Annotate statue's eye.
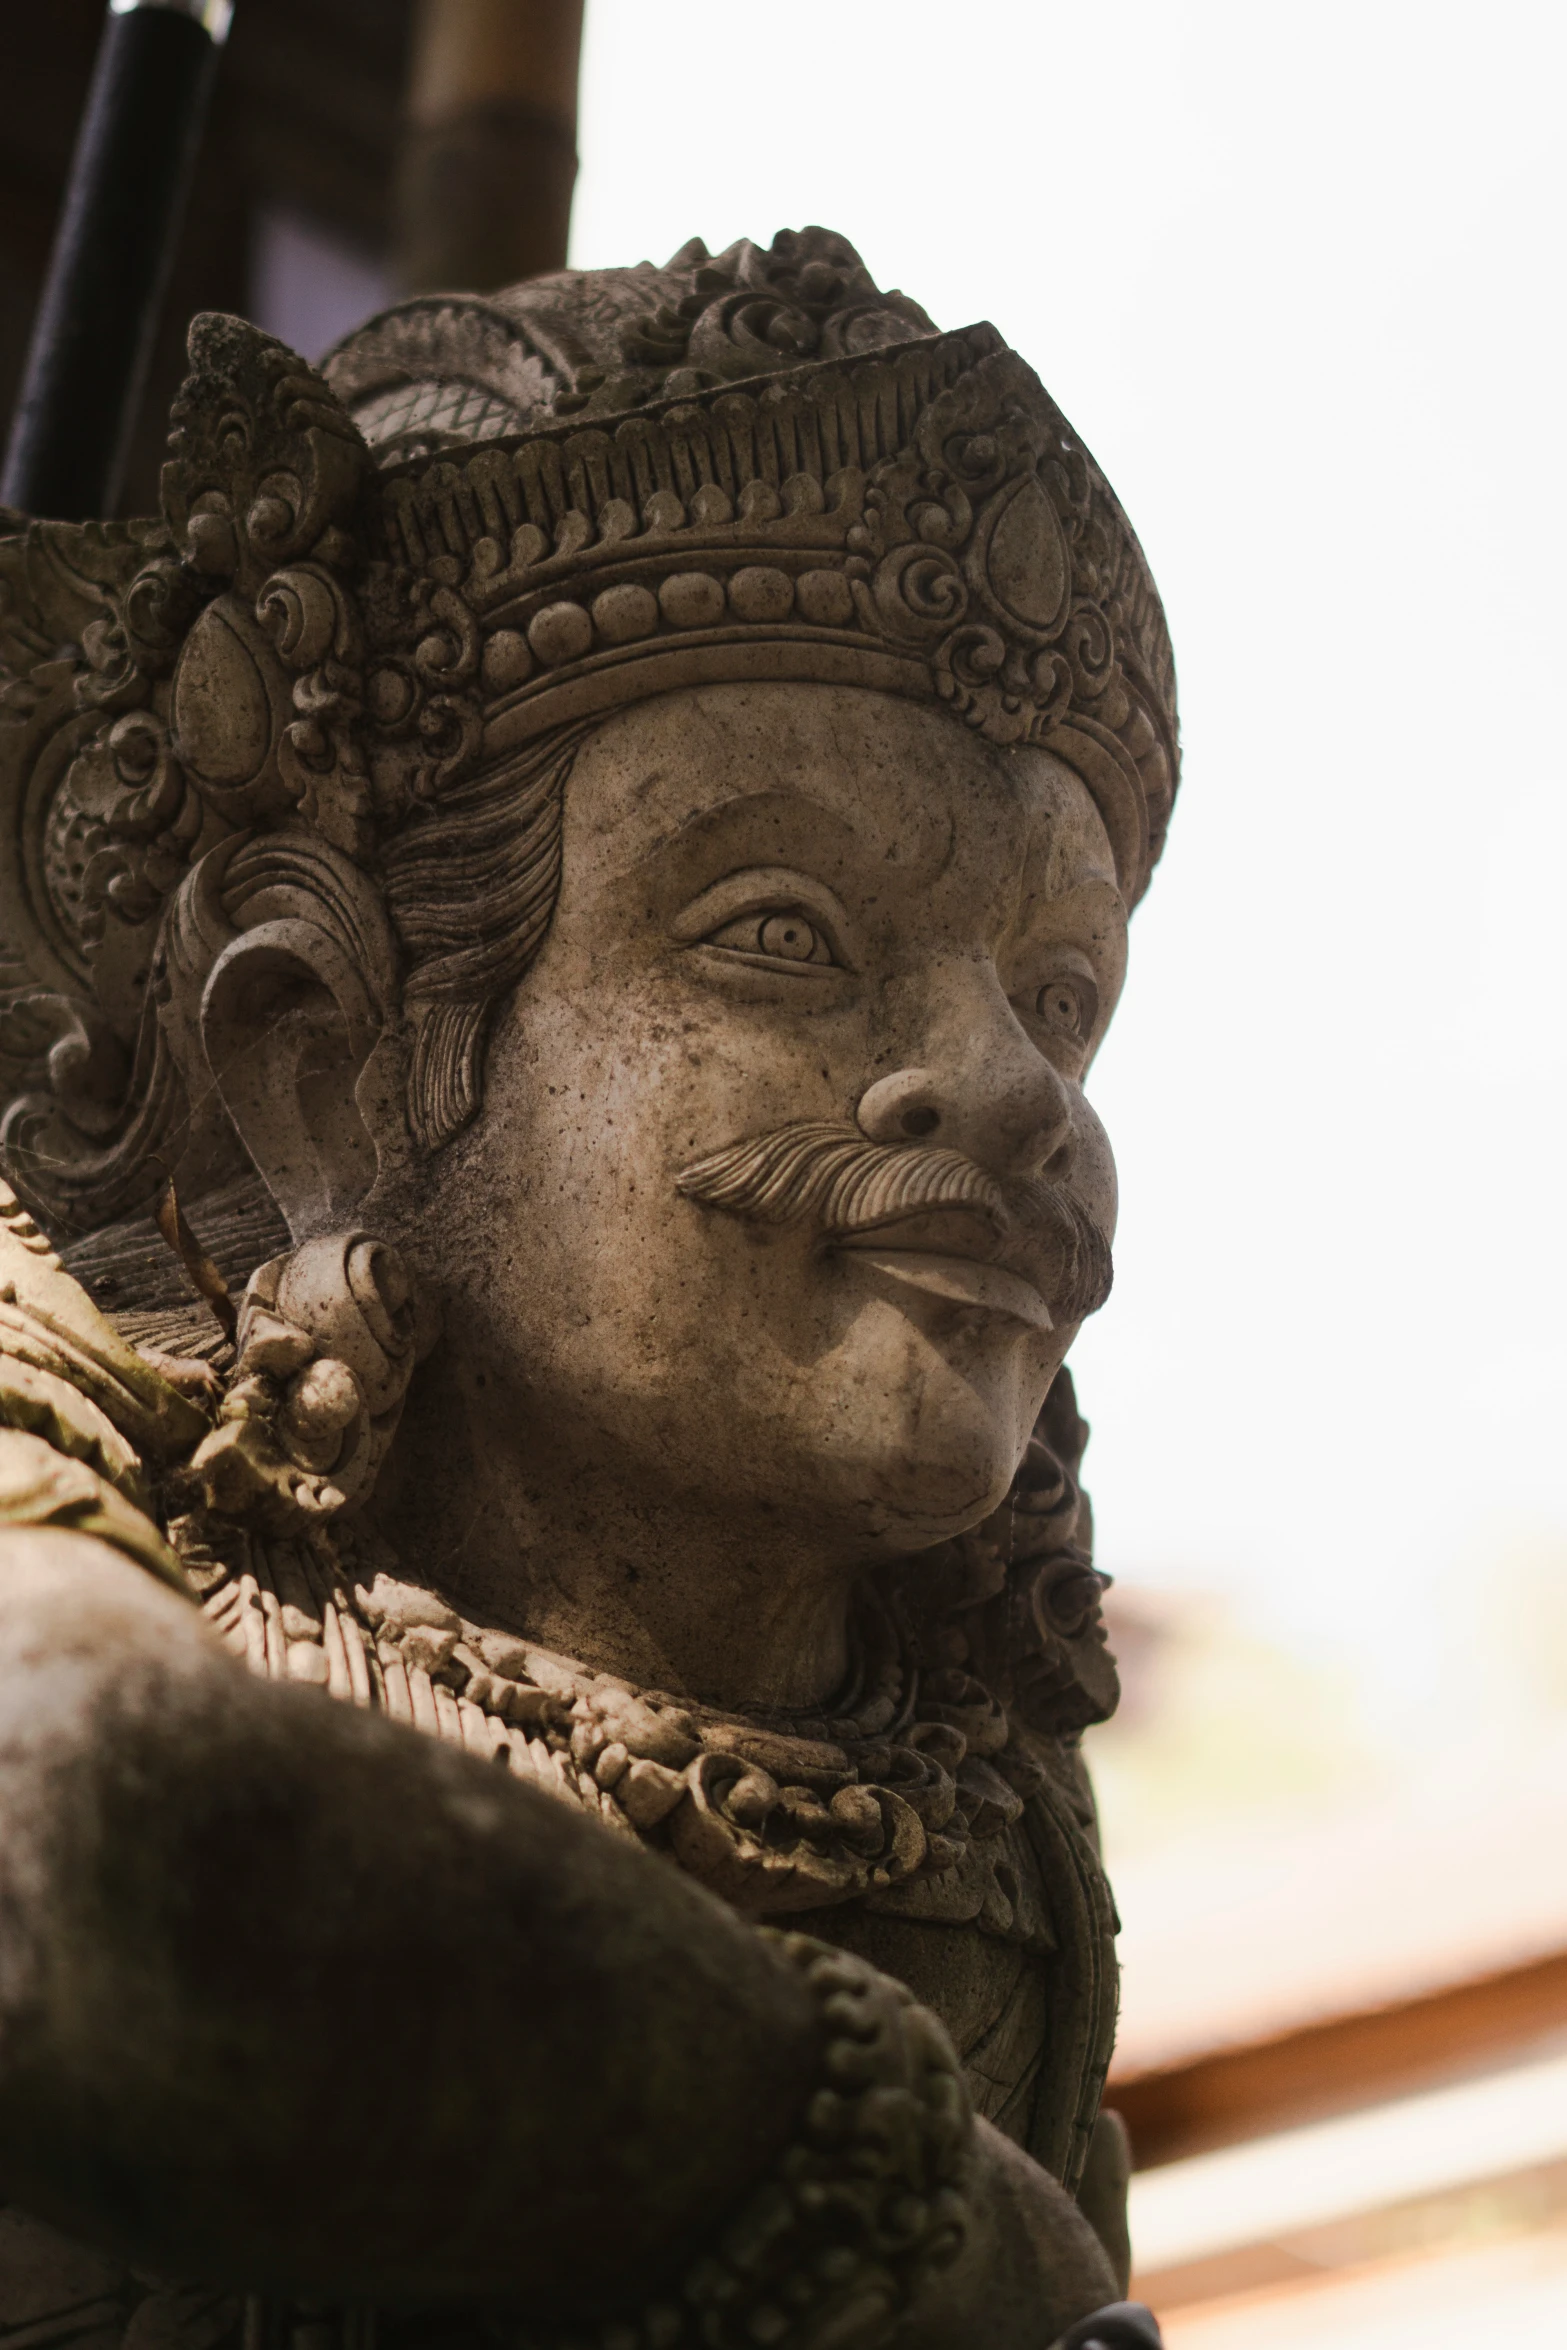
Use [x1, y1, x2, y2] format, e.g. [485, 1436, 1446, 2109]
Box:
[1034, 971, 1098, 1045]
[706, 911, 838, 966]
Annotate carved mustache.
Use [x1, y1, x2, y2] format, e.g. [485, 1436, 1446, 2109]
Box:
[676, 1120, 1114, 1323]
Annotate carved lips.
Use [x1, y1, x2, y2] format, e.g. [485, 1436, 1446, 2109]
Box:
[833, 1206, 1055, 1334]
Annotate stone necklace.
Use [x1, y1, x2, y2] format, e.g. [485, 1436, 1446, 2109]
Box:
[173, 1510, 1050, 1930]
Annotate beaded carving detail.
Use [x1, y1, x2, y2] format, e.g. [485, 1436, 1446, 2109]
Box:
[182, 1516, 1046, 1924]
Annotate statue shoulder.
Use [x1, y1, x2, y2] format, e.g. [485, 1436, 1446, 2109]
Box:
[0, 1182, 205, 1594]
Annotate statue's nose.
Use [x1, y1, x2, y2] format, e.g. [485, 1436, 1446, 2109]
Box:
[856, 970, 1076, 1181]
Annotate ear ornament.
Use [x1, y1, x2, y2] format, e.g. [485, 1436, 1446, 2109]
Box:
[185, 1229, 416, 1529]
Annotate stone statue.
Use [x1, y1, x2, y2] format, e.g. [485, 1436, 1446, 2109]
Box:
[0, 229, 1178, 2350]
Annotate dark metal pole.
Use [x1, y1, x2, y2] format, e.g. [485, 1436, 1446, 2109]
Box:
[0, 0, 233, 522]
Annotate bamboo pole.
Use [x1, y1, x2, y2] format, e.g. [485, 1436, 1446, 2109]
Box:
[396, 0, 585, 294]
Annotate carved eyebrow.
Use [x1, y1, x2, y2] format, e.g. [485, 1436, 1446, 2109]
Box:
[633, 785, 866, 875]
[669, 866, 855, 945]
[1003, 875, 1127, 951]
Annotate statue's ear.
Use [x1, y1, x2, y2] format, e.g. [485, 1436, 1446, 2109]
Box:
[189, 835, 404, 1239]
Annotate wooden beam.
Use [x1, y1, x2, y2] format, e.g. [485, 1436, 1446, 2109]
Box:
[1134, 2153, 1567, 2311]
[395, 0, 584, 292]
[1110, 1946, 1567, 2169]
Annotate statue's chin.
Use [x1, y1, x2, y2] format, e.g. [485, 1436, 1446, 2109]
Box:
[842, 1398, 1040, 1555]
[746, 1295, 1055, 1555]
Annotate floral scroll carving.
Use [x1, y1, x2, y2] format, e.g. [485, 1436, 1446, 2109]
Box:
[851, 349, 1122, 754]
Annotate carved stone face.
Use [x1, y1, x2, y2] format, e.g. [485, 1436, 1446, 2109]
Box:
[413, 681, 1126, 1568]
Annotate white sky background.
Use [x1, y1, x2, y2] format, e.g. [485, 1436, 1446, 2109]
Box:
[571, 0, 1567, 1713]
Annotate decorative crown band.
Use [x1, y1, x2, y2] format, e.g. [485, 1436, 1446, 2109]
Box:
[369, 321, 1177, 899]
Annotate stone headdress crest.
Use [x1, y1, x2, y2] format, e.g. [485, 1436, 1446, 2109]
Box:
[0, 227, 1178, 1236]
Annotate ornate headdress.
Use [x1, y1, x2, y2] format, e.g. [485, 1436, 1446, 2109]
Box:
[0, 228, 1178, 1235]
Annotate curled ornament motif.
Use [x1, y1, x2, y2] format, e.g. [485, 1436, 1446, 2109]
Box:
[132, 311, 492, 869]
[936, 622, 1007, 689]
[66, 710, 203, 933]
[73, 612, 150, 718]
[161, 315, 370, 603]
[258, 561, 348, 670]
[844, 351, 1132, 749]
[1063, 598, 1117, 699]
[941, 427, 1012, 495]
[612, 227, 939, 400]
[119, 553, 205, 676]
[857, 541, 969, 642]
[404, 578, 484, 801]
[257, 562, 373, 853]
